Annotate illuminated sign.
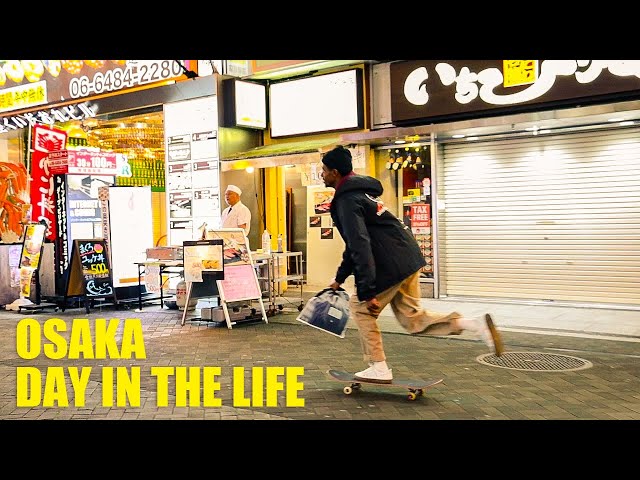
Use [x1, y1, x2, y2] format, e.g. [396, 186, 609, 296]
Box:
[391, 60, 640, 124]
[0, 102, 97, 133]
[0, 80, 47, 113]
[0, 60, 190, 115]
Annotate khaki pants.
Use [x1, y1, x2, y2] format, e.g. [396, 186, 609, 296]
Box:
[350, 271, 462, 363]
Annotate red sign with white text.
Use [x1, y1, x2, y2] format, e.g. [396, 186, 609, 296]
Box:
[47, 150, 69, 175]
[30, 125, 68, 240]
[409, 203, 431, 234]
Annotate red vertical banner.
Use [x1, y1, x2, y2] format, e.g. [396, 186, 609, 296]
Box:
[29, 125, 67, 241]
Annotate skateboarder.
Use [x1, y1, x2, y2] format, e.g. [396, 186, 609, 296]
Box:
[321, 146, 504, 384]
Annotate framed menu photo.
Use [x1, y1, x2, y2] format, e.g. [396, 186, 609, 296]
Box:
[182, 239, 224, 283]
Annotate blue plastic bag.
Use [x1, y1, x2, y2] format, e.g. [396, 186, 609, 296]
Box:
[296, 287, 350, 338]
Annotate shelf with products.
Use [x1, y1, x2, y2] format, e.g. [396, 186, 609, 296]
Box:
[399, 146, 433, 279]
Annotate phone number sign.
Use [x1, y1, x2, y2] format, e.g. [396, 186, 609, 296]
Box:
[0, 60, 191, 114]
[68, 60, 188, 99]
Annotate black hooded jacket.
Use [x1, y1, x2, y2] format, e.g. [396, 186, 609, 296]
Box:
[330, 174, 427, 301]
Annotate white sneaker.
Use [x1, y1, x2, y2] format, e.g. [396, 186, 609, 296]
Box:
[354, 363, 393, 384]
[475, 316, 494, 348]
[475, 314, 504, 356]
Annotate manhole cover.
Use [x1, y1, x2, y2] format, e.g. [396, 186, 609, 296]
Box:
[476, 351, 592, 372]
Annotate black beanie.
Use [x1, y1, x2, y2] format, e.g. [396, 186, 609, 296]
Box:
[322, 146, 353, 176]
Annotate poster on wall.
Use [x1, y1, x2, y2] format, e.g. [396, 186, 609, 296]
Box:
[409, 203, 430, 234]
[305, 186, 348, 290]
[313, 190, 334, 214]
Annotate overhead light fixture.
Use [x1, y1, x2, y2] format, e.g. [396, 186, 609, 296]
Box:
[620, 121, 634, 126]
[452, 134, 465, 138]
[246, 166, 255, 173]
[394, 140, 406, 144]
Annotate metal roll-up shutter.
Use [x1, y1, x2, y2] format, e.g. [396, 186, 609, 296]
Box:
[438, 127, 640, 306]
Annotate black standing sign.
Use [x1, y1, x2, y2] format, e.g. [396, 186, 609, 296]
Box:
[64, 238, 116, 312]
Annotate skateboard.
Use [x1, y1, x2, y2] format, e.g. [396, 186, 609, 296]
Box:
[327, 369, 444, 401]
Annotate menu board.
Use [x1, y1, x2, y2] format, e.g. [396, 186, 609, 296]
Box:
[66, 238, 115, 298]
[206, 228, 261, 303]
[219, 264, 261, 302]
[183, 239, 224, 283]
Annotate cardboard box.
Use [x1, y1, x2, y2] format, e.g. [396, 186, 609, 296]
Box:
[201, 306, 225, 321]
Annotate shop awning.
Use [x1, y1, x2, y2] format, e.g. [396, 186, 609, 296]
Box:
[220, 137, 341, 171]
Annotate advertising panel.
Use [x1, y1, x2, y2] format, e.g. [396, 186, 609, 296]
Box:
[0, 60, 192, 114]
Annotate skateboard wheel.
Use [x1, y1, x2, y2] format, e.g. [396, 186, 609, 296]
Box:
[343, 386, 353, 395]
[407, 392, 417, 401]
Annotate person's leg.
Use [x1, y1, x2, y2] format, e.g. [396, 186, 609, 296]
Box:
[350, 294, 387, 364]
[388, 272, 504, 355]
[390, 271, 463, 335]
[350, 284, 402, 383]
[455, 314, 505, 356]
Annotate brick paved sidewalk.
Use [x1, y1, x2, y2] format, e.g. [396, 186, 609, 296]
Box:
[0, 306, 638, 421]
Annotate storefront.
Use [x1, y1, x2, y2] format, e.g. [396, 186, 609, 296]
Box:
[221, 64, 372, 289]
[0, 61, 261, 304]
[342, 60, 640, 308]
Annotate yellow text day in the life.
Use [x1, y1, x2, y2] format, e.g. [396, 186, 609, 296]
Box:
[16, 366, 305, 408]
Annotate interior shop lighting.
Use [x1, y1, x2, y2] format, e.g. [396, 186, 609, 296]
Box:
[246, 166, 255, 173]
[385, 152, 394, 170]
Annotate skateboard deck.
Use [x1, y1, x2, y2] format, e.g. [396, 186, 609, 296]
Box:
[327, 369, 443, 401]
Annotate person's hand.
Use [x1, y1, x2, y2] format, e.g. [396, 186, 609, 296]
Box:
[366, 297, 381, 314]
[329, 280, 341, 290]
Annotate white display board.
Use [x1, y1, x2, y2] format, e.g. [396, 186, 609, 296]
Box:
[163, 95, 221, 246]
[305, 186, 350, 290]
[106, 186, 154, 288]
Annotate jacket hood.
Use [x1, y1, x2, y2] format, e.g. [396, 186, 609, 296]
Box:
[334, 174, 383, 199]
